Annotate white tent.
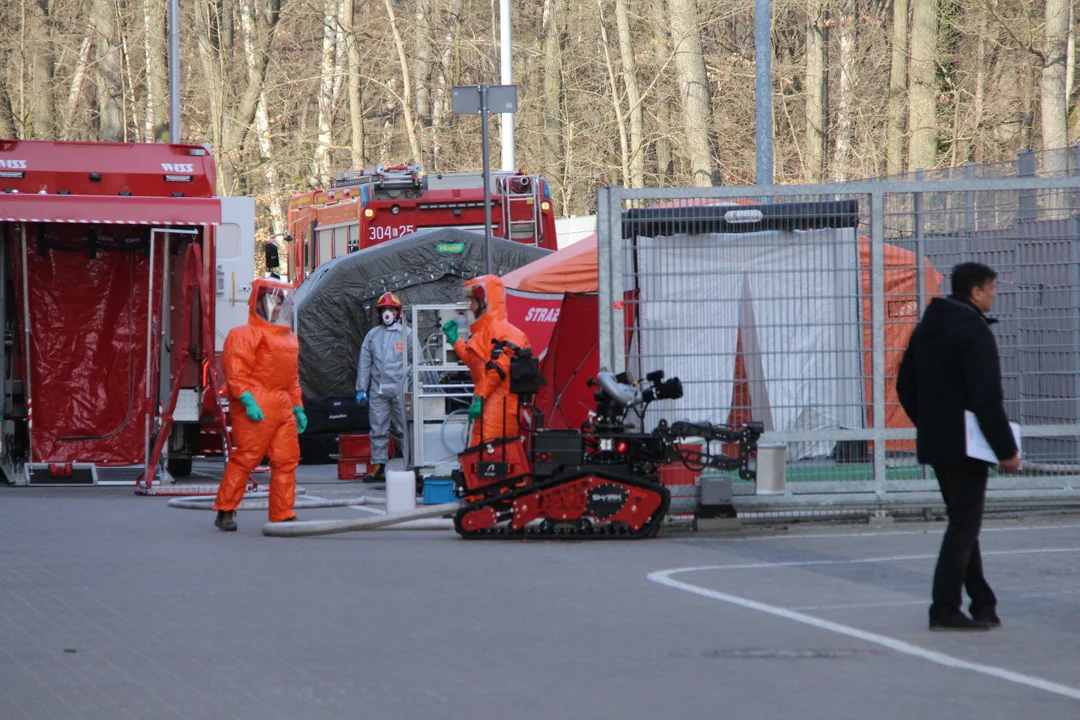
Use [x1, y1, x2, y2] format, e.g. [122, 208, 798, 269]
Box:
[629, 227, 864, 460]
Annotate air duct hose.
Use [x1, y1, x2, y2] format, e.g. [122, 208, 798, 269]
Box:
[262, 501, 462, 537]
[167, 491, 378, 511]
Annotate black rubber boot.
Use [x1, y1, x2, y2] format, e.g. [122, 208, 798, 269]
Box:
[215, 510, 237, 532]
[362, 463, 386, 484]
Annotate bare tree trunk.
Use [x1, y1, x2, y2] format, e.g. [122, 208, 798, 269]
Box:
[804, 0, 826, 182]
[668, 0, 714, 185]
[143, 0, 168, 141]
[542, 0, 567, 186]
[119, 10, 139, 142]
[194, 0, 225, 182]
[973, 7, 987, 162]
[832, 0, 855, 180]
[27, 1, 56, 138]
[1041, 0, 1069, 163]
[907, 0, 938, 171]
[1068, 4, 1076, 107]
[649, 0, 673, 180]
[1021, 59, 1036, 150]
[92, 0, 124, 141]
[384, 0, 423, 164]
[413, 0, 433, 166]
[61, 37, 93, 140]
[240, 0, 284, 234]
[615, 0, 645, 187]
[0, 65, 15, 138]
[314, 0, 339, 186]
[885, 0, 908, 176]
[343, 0, 366, 168]
[431, 0, 463, 170]
[598, 0, 630, 184]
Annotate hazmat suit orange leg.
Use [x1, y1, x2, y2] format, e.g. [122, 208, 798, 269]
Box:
[213, 399, 300, 523]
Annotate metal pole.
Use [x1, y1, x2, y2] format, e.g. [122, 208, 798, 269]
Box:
[144, 231, 158, 477]
[20, 225, 33, 471]
[481, 85, 493, 275]
[871, 190, 887, 497]
[754, 0, 773, 186]
[499, 0, 515, 171]
[168, 0, 180, 142]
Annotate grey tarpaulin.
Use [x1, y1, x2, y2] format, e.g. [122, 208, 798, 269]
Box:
[294, 228, 550, 398]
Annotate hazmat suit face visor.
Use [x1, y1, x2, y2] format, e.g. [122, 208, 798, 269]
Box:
[254, 284, 293, 329]
[464, 283, 487, 325]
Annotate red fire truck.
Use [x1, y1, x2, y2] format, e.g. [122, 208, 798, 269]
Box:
[285, 163, 557, 284]
[0, 139, 256, 488]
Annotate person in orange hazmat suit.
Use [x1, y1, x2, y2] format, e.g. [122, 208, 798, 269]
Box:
[212, 279, 307, 531]
[441, 275, 530, 446]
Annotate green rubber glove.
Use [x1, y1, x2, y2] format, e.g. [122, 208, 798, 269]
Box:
[467, 395, 483, 421]
[238, 391, 264, 422]
[442, 319, 459, 345]
[293, 406, 308, 434]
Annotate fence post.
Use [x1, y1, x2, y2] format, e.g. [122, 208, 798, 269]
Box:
[915, 169, 926, 313]
[597, 187, 613, 372]
[611, 187, 626, 375]
[1018, 149, 1036, 223]
[871, 188, 887, 497]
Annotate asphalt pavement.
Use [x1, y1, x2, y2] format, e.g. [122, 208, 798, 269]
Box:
[1, 462, 1078, 719]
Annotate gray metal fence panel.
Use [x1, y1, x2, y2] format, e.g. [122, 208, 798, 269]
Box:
[597, 172, 1080, 504]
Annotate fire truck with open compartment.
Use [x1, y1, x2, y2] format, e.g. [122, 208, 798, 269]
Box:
[284, 163, 557, 285]
[0, 139, 256, 488]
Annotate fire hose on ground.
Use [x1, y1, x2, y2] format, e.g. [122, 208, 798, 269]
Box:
[260, 501, 463, 537]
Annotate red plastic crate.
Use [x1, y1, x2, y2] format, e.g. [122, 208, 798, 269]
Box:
[338, 434, 371, 461]
[337, 459, 369, 480]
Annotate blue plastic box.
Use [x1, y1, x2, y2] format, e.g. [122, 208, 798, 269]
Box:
[423, 478, 456, 505]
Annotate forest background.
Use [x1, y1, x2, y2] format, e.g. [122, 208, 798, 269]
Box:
[1, 0, 1076, 235]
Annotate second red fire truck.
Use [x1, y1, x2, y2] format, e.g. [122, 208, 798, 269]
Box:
[285, 164, 557, 285]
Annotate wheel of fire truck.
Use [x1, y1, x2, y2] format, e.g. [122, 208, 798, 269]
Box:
[167, 457, 193, 477]
[452, 468, 671, 540]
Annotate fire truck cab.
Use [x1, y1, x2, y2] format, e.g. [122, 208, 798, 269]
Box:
[285, 164, 557, 285]
[0, 139, 254, 487]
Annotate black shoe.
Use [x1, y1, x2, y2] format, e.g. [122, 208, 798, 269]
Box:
[214, 510, 237, 532]
[362, 464, 386, 484]
[929, 612, 991, 632]
[970, 605, 1001, 628]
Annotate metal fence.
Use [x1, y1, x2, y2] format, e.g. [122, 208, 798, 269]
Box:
[596, 169, 1080, 505]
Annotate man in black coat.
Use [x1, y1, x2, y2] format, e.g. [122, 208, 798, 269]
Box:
[897, 262, 1021, 631]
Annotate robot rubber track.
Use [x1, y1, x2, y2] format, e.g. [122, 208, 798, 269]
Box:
[452, 469, 672, 540]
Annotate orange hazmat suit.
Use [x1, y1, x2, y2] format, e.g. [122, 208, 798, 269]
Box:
[453, 275, 530, 446]
[213, 279, 303, 524]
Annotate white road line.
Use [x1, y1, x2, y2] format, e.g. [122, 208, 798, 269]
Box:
[648, 549, 1080, 703]
[790, 600, 927, 612]
[720, 523, 1080, 543]
[710, 547, 1080, 571]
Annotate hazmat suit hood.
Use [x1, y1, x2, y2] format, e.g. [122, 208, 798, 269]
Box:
[464, 275, 509, 329]
[249, 278, 294, 332]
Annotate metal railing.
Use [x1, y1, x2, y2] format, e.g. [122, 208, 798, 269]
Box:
[597, 171, 1080, 505]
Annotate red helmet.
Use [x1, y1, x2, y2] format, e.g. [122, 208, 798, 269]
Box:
[376, 291, 402, 311]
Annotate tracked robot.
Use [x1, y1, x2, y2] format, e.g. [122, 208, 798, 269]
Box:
[451, 341, 764, 539]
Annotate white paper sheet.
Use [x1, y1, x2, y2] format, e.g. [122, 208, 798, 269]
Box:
[965, 410, 1020, 464]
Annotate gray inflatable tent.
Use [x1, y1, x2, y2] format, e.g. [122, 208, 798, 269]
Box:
[294, 227, 550, 399]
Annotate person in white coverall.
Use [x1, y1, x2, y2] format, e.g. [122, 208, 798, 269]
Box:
[356, 292, 411, 483]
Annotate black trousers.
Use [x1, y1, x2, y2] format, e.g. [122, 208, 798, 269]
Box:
[930, 461, 996, 619]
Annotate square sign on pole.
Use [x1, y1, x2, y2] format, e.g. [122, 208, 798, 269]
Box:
[452, 84, 518, 274]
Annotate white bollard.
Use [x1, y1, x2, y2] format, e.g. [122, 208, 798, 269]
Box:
[385, 470, 418, 515]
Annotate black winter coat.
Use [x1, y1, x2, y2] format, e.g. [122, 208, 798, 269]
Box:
[896, 295, 1017, 467]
